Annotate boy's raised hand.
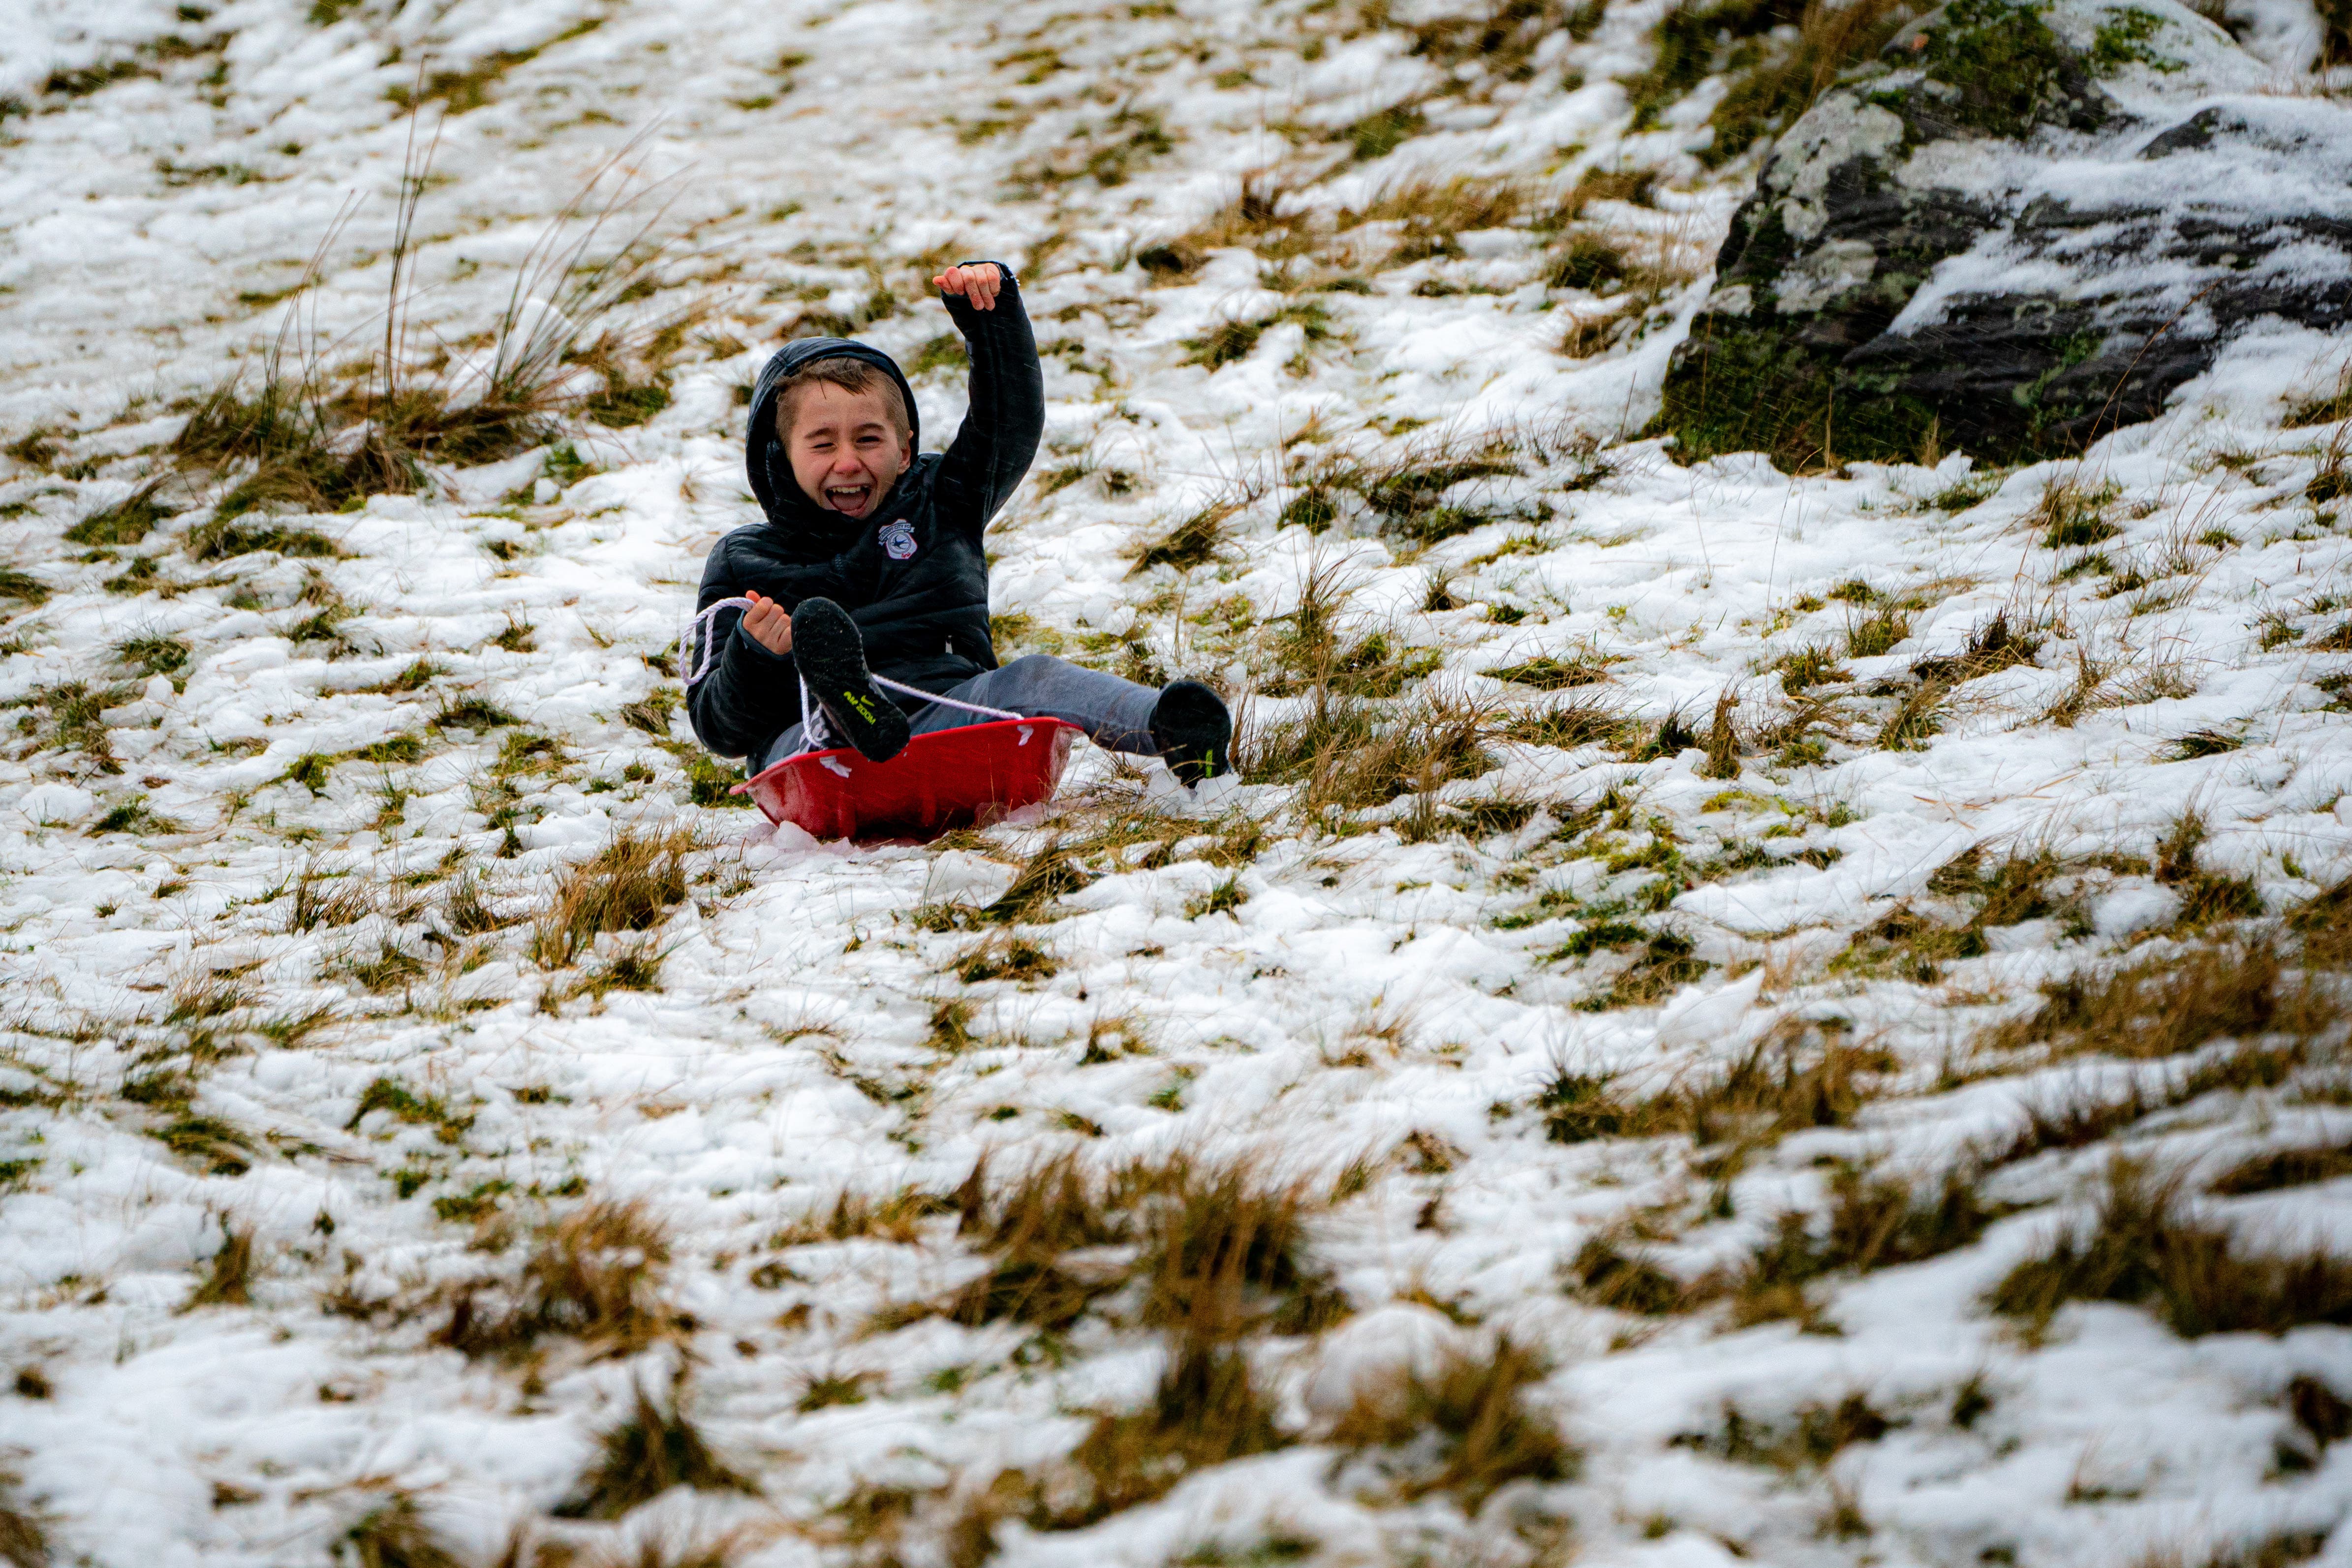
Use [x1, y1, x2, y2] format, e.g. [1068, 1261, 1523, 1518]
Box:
[741, 590, 793, 655]
[933, 262, 1003, 311]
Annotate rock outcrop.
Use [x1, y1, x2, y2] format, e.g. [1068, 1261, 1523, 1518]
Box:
[1656, 0, 2352, 466]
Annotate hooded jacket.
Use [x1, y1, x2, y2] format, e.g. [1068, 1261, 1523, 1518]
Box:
[686, 267, 1042, 761]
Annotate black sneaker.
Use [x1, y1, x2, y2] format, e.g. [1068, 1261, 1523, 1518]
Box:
[791, 597, 910, 763]
[1150, 679, 1232, 789]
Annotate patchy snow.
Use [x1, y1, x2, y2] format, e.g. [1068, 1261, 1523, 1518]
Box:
[2, 0, 2352, 1564]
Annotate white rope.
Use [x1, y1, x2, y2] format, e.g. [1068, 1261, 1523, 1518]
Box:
[870, 674, 1022, 723]
[678, 597, 1026, 761]
[680, 597, 755, 689]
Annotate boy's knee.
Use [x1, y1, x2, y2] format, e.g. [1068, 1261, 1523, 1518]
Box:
[997, 653, 1063, 684]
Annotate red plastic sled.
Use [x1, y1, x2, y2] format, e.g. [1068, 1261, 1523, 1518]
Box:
[735, 717, 1082, 843]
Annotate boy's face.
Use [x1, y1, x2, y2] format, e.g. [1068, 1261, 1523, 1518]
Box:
[784, 383, 913, 521]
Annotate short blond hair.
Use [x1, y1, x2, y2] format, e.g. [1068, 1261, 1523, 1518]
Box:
[773, 358, 910, 444]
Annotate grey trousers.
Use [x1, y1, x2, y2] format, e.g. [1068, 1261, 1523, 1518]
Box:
[760, 653, 1161, 770]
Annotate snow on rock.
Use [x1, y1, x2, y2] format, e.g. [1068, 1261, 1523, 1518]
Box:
[1659, 0, 2352, 466]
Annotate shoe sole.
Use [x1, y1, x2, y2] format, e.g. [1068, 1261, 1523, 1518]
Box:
[1150, 679, 1232, 788]
[791, 598, 911, 763]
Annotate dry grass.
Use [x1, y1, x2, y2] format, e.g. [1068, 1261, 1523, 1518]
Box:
[1699, 689, 1742, 778]
[185, 1223, 254, 1309]
[1662, 1024, 1891, 1146]
[439, 1199, 683, 1358]
[1552, 1020, 1900, 1166]
[1987, 1042, 2299, 1169]
[1256, 556, 1441, 700]
[907, 1158, 1331, 1532]
[884, 1153, 1342, 1344]
[2124, 1533, 2328, 1568]
[530, 828, 695, 968]
[2290, 361, 2352, 428]
[576, 1523, 780, 1568]
[1342, 176, 1527, 266]
[342, 1495, 464, 1568]
[0, 1474, 44, 1568]
[1982, 944, 2329, 1059]
[1835, 847, 2083, 982]
[771, 1185, 954, 1249]
[1242, 686, 1499, 818]
[1502, 692, 1634, 749]
[1134, 499, 1243, 572]
[1908, 609, 2042, 686]
[2154, 811, 2263, 929]
[906, 1155, 1129, 1332]
[1672, 1391, 1896, 1470]
[1990, 1162, 2352, 1338]
[915, 842, 1092, 931]
[1327, 1337, 1576, 1509]
[952, 932, 1058, 984]
[2292, 875, 2352, 969]
[1726, 1166, 2002, 1324]
[173, 135, 683, 523]
[1696, 0, 1919, 165]
[554, 1382, 757, 1520]
[2211, 1140, 2352, 1196]
[1136, 1157, 1344, 1337]
[1284, 429, 1523, 547]
[1046, 1339, 1285, 1528]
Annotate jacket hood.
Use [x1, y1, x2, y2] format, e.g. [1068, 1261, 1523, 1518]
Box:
[744, 337, 923, 553]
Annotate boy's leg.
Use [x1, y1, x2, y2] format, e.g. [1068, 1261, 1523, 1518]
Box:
[909, 654, 1158, 748]
[757, 723, 807, 772]
[790, 598, 911, 762]
[910, 655, 1232, 785]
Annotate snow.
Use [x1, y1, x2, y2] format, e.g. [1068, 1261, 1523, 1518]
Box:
[1, 0, 2351, 1563]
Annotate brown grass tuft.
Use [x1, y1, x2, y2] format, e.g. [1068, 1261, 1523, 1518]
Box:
[1665, 1024, 1892, 1146]
[0, 1473, 46, 1568]
[1046, 1339, 1285, 1528]
[1982, 944, 2328, 1059]
[1700, 688, 1742, 779]
[341, 1495, 464, 1568]
[2291, 876, 2352, 970]
[530, 829, 694, 969]
[186, 1223, 255, 1310]
[1990, 1162, 2352, 1338]
[555, 1382, 757, 1520]
[1726, 1166, 2002, 1324]
[774, 1185, 954, 1250]
[1328, 1337, 1576, 1509]
[1502, 693, 1634, 749]
[1568, 1236, 1692, 1315]
[1243, 687, 1499, 817]
[1672, 1391, 1897, 1471]
[292, 867, 375, 931]
[916, 843, 1091, 931]
[906, 1155, 1129, 1332]
[1990, 1041, 2301, 1170]
[2212, 1141, 2352, 1197]
[2154, 812, 2263, 929]
[1136, 1157, 1345, 1337]
[440, 1199, 683, 1358]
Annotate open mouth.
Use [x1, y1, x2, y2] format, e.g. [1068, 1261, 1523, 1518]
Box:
[824, 483, 874, 514]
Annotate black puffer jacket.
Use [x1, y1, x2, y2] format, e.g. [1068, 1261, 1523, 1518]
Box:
[686, 268, 1042, 761]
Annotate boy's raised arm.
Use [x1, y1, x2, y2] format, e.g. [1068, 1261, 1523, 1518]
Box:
[933, 261, 1043, 536]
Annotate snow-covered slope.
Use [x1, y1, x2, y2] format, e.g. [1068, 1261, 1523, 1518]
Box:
[2, 1, 2352, 1565]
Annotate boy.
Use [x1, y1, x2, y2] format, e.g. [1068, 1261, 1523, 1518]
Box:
[686, 260, 1234, 788]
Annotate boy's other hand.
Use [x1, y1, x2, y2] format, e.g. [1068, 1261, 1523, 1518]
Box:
[741, 590, 793, 654]
[933, 262, 1003, 311]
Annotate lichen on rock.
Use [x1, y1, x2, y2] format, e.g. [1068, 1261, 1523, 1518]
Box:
[1653, 0, 2344, 468]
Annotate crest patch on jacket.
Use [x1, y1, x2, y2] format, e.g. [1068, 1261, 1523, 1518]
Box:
[878, 520, 918, 561]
